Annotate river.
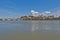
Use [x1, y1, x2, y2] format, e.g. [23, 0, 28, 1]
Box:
[0, 20, 60, 40]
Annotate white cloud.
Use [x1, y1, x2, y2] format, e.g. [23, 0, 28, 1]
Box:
[30, 8, 60, 17]
[31, 10, 39, 16]
[44, 11, 51, 14]
[52, 7, 60, 16]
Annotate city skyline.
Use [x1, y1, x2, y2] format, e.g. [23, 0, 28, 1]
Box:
[0, 0, 60, 18]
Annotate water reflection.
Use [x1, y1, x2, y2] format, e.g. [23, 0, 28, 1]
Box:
[31, 21, 40, 32]
[31, 21, 60, 32]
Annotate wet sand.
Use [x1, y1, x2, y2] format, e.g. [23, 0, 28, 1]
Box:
[0, 32, 60, 40]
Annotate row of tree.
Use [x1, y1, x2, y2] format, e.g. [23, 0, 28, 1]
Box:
[20, 16, 60, 20]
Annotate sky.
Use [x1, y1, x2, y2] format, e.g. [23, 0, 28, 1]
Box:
[0, 0, 60, 18]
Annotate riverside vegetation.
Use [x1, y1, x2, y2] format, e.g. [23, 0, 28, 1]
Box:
[20, 16, 60, 20]
[0, 16, 60, 21]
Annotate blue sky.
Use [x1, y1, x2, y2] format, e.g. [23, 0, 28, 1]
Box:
[0, 0, 60, 18]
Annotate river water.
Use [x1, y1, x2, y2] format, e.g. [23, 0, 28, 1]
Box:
[0, 20, 60, 40]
